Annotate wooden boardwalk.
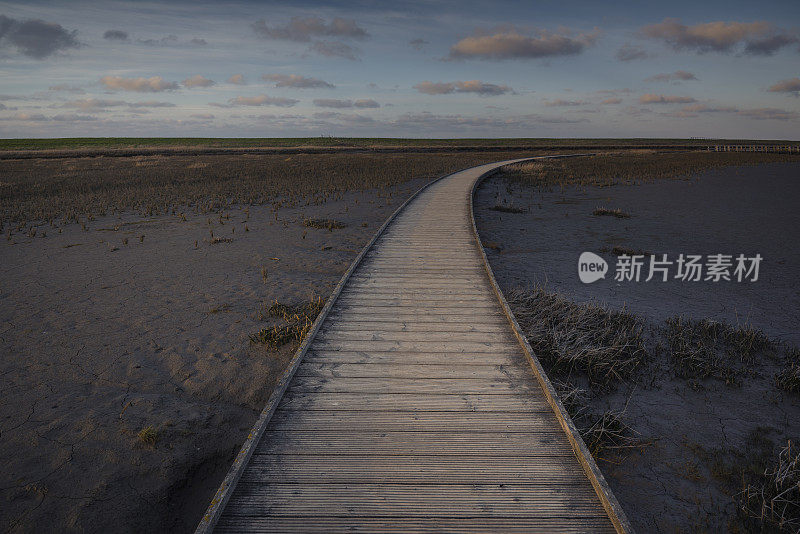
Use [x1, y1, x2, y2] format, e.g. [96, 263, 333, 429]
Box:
[198, 160, 630, 533]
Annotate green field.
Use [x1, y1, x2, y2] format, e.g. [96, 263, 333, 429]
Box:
[2, 137, 796, 151]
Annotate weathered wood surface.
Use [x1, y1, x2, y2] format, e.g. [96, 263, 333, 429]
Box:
[208, 161, 625, 533]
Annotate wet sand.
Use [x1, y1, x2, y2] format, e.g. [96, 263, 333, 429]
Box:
[0, 177, 427, 533]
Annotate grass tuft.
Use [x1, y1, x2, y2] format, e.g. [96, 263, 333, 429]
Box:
[489, 204, 526, 213]
[739, 440, 800, 532]
[666, 315, 777, 384]
[251, 297, 325, 347]
[508, 286, 646, 387]
[593, 207, 631, 218]
[137, 426, 158, 447]
[303, 218, 346, 231]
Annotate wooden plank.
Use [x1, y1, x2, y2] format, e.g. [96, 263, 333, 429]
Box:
[266, 410, 557, 432]
[241, 454, 593, 484]
[253, 431, 575, 456]
[302, 350, 525, 366]
[287, 376, 538, 395]
[215, 517, 616, 534]
[294, 363, 531, 379]
[314, 330, 514, 343]
[318, 321, 510, 331]
[223, 483, 607, 517]
[310, 339, 520, 352]
[276, 392, 551, 412]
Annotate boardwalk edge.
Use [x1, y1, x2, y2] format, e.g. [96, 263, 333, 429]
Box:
[468, 155, 635, 534]
[194, 168, 461, 533]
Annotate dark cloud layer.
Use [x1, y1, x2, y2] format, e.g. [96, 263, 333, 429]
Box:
[0, 14, 80, 58]
[313, 98, 379, 108]
[768, 78, 800, 96]
[309, 40, 359, 60]
[448, 27, 599, 60]
[103, 30, 129, 41]
[639, 93, 697, 104]
[262, 74, 334, 89]
[414, 80, 513, 96]
[640, 18, 798, 55]
[645, 70, 698, 82]
[252, 16, 368, 42]
[616, 43, 651, 61]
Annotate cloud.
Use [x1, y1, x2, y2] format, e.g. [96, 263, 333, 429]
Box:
[251, 16, 368, 42]
[391, 111, 588, 130]
[448, 27, 599, 60]
[639, 93, 697, 104]
[48, 84, 85, 93]
[63, 98, 126, 110]
[736, 107, 797, 120]
[543, 99, 587, 106]
[354, 99, 379, 108]
[409, 38, 428, 50]
[312, 111, 376, 125]
[414, 80, 513, 96]
[645, 70, 698, 82]
[227, 94, 299, 107]
[615, 43, 651, 61]
[190, 113, 214, 119]
[103, 30, 128, 41]
[262, 74, 334, 89]
[63, 98, 175, 111]
[767, 77, 800, 95]
[314, 98, 353, 108]
[127, 101, 175, 108]
[0, 14, 80, 58]
[100, 75, 179, 92]
[601, 97, 623, 104]
[183, 75, 215, 88]
[743, 34, 798, 56]
[668, 103, 797, 120]
[680, 104, 739, 113]
[313, 98, 380, 109]
[190, 38, 207, 46]
[138, 35, 178, 46]
[640, 18, 797, 55]
[51, 113, 96, 121]
[309, 40, 359, 60]
[228, 74, 245, 85]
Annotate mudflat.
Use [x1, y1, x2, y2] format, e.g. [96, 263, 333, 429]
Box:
[474, 160, 800, 532]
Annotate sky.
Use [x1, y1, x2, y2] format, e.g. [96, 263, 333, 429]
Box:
[0, 0, 799, 139]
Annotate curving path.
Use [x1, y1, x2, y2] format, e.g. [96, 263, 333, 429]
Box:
[198, 159, 631, 533]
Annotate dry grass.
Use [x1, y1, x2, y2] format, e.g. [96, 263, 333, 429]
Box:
[137, 426, 159, 447]
[776, 347, 800, 394]
[489, 204, 526, 213]
[303, 218, 346, 230]
[501, 151, 800, 190]
[739, 441, 800, 532]
[250, 297, 325, 347]
[601, 245, 652, 257]
[552, 380, 644, 461]
[665, 315, 777, 384]
[1, 151, 544, 227]
[507, 286, 647, 387]
[593, 207, 631, 218]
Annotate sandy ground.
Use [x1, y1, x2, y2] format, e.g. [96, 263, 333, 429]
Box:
[0, 177, 428, 533]
[475, 162, 800, 532]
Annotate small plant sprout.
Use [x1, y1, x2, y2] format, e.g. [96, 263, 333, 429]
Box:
[137, 425, 158, 447]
